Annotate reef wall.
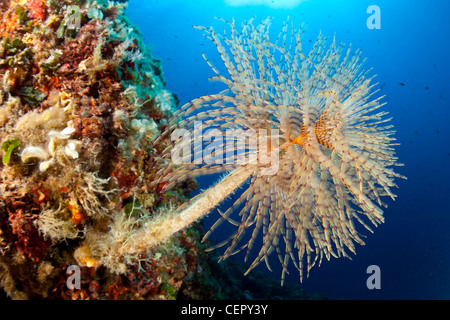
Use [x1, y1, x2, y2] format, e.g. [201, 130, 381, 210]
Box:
[0, 0, 217, 300]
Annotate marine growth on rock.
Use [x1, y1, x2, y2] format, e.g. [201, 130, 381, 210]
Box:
[0, 0, 211, 300]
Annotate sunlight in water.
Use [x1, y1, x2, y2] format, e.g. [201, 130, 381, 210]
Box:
[224, 0, 309, 9]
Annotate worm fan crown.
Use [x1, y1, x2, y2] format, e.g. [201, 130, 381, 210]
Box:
[159, 18, 405, 283]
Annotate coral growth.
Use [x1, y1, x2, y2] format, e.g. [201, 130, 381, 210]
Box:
[0, 0, 210, 300]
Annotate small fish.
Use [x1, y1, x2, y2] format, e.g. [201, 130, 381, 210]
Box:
[399, 82, 406, 86]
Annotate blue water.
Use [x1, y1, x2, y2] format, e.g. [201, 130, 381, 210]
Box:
[127, 0, 450, 299]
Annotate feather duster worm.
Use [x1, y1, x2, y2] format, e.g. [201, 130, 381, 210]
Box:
[155, 18, 406, 283]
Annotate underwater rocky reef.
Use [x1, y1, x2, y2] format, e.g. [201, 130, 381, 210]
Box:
[0, 0, 211, 300]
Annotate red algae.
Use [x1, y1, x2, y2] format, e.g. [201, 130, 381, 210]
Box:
[27, 0, 46, 21]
